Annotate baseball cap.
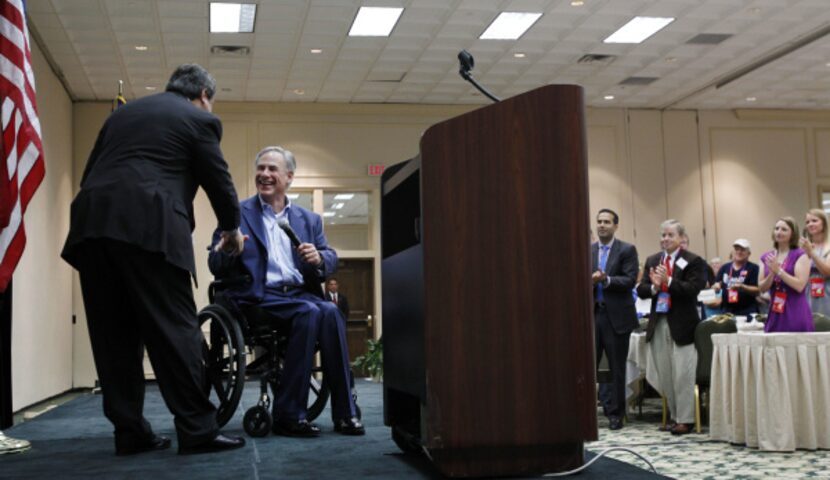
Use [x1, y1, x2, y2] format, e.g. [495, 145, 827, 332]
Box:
[733, 238, 751, 250]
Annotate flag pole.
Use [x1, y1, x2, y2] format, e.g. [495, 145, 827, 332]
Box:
[113, 80, 126, 111]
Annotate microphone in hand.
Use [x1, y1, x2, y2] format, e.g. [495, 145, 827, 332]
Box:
[276, 218, 302, 248]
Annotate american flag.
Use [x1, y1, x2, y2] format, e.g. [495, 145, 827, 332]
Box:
[0, 0, 44, 292]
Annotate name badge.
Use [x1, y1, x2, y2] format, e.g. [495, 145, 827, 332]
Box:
[810, 277, 825, 298]
[728, 288, 739, 304]
[655, 292, 671, 313]
[676, 257, 688, 270]
[772, 291, 787, 314]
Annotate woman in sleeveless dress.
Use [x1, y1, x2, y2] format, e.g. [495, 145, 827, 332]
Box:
[758, 217, 814, 332]
[799, 209, 830, 317]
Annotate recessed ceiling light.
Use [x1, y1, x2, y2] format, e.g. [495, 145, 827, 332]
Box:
[513, 52, 526, 58]
[145, 86, 156, 91]
[480, 12, 542, 40]
[604, 16, 674, 44]
[746, 96, 757, 102]
[310, 48, 322, 54]
[348, 7, 403, 37]
[134, 45, 148, 51]
[293, 89, 305, 95]
[570, 1, 584, 6]
[323, 212, 336, 217]
[334, 194, 355, 200]
[210, 2, 257, 33]
[332, 202, 345, 210]
[287, 193, 299, 200]
[604, 95, 615, 100]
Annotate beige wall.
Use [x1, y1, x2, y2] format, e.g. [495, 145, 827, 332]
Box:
[11, 41, 74, 410]
[14, 79, 830, 405]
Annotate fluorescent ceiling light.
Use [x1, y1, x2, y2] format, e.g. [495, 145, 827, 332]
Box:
[480, 12, 542, 40]
[334, 194, 354, 200]
[332, 202, 345, 210]
[348, 7, 403, 37]
[603, 16, 674, 44]
[210, 3, 257, 33]
[287, 193, 299, 200]
[323, 212, 336, 217]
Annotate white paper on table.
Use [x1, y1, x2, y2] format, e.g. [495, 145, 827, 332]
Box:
[698, 288, 717, 302]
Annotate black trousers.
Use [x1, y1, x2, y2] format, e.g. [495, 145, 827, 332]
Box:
[595, 306, 631, 419]
[0, 284, 11, 429]
[77, 239, 217, 448]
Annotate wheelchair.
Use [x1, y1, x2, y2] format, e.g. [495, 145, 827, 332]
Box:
[197, 276, 360, 437]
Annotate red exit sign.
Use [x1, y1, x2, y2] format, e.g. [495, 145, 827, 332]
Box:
[367, 164, 386, 176]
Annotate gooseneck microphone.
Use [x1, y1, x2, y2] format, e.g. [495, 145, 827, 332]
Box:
[457, 50, 501, 103]
[276, 218, 302, 248]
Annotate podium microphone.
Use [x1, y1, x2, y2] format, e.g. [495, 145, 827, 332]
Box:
[277, 218, 302, 247]
[457, 50, 500, 103]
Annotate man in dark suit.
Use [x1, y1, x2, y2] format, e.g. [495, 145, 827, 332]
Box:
[592, 209, 639, 430]
[325, 278, 350, 318]
[61, 64, 246, 455]
[208, 146, 364, 437]
[637, 219, 705, 435]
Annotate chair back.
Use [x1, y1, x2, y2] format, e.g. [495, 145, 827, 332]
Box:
[814, 312, 830, 332]
[695, 315, 737, 386]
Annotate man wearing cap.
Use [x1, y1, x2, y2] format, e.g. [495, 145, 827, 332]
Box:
[711, 239, 760, 316]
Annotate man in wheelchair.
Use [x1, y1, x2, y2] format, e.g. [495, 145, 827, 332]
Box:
[208, 146, 364, 437]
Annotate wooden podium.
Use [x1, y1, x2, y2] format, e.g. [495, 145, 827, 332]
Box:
[381, 85, 596, 477]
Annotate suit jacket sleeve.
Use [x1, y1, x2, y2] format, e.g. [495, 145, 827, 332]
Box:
[304, 213, 336, 281]
[189, 114, 240, 231]
[607, 243, 638, 292]
[668, 255, 706, 299]
[637, 256, 656, 298]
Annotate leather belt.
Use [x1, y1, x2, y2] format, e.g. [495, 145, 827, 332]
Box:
[272, 285, 302, 294]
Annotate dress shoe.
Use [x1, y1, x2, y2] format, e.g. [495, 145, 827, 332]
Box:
[178, 434, 245, 455]
[658, 421, 677, 432]
[115, 435, 171, 456]
[670, 423, 693, 435]
[272, 419, 321, 438]
[333, 417, 365, 436]
[608, 417, 623, 430]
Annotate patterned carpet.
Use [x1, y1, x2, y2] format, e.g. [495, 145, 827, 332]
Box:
[590, 398, 830, 480]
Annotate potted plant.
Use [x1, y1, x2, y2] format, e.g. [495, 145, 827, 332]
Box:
[352, 337, 383, 381]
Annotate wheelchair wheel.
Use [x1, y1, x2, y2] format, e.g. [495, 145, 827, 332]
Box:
[199, 304, 246, 428]
[305, 368, 330, 421]
[243, 405, 272, 437]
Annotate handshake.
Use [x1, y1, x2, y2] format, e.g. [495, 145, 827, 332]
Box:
[214, 228, 247, 256]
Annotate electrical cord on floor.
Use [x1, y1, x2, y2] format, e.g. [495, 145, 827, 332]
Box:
[542, 447, 657, 477]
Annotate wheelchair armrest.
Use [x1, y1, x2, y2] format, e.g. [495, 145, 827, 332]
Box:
[208, 275, 252, 303]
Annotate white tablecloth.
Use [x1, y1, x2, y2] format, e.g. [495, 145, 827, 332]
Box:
[626, 332, 661, 408]
[709, 332, 830, 451]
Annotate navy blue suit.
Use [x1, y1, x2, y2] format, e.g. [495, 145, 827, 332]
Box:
[208, 195, 356, 423]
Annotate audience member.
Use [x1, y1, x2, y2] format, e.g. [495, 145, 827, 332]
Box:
[702, 257, 724, 318]
[758, 217, 814, 332]
[637, 220, 705, 435]
[208, 146, 364, 437]
[325, 278, 350, 318]
[591, 209, 639, 431]
[711, 240, 759, 316]
[800, 209, 830, 317]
